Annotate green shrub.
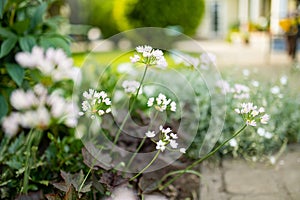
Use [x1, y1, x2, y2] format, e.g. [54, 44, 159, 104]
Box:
[78, 0, 119, 38]
[116, 0, 205, 36]
[78, 0, 205, 38]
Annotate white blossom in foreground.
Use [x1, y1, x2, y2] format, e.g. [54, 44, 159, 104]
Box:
[235, 102, 269, 126]
[2, 84, 79, 137]
[79, 89, 111, 119]
[122, 80, 142, 95]
[145, 125, 185, 153]
[15, 46, 80, 83]
[130, 45, 168, 69]
[147, 93, 176, 112]
[2, 113, 20, 137]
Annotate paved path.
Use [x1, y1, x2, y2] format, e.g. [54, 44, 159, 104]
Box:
[200, 145, 300, 200]
[175, 38, 296, 68]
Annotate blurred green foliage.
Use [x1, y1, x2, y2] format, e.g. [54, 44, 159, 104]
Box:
[78, 0, 205, 38]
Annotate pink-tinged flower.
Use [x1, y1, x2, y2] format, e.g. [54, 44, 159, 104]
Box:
[260, 114, 270, 124]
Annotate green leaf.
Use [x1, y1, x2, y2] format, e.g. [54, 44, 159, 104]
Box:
[5, 63, 24, 87]
[0, 27, 17, 38]
[0, 94, 8, 120]
[0, 37, 17, 58]
[39, 36, 71, 55]
[19, 35, 36, 52]
[30, 2, 47, 30]
[11, 19, 30, 35]
[0, 0, 7, 19]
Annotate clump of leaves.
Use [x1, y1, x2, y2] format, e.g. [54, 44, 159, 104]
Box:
[45, 170, 91, 200]
[0, 0, 71, 120]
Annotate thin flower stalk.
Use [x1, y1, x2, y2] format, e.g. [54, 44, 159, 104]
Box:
[129, 150, 161, 181]
[113, 64, 149, 144]
[158, 124, 247, 191]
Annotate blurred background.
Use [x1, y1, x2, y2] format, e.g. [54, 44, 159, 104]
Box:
[47, 0, 300, 67]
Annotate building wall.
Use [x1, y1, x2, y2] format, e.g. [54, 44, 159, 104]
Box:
[197, 0, 299, 39]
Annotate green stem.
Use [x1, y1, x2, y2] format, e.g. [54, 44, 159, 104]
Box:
[113, 65, 149, 144]
[159, 124, 247, 190]
[78, 147, 103, 194]
[126, 111, 159, 170]
[21, 129, 35, 194]
[129, 150, 160, 181]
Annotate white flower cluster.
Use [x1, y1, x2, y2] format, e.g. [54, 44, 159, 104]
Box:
[171, 51, 216, 70]
[257, 127, 273, 139]
[216, 80, 250, 99]
[130, 45, 167, 69]
[235, 102, 270, 126]
[147, 93, 176, 112]
[2, 84, 79, 137]
[15, 46, 80, 82]
[145, 125, 186, 153]
[231, 84, 250, 99]
[79, 89, 111, 119]
[122, 80, 141, 95]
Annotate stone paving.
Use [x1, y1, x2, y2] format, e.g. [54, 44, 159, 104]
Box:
[200, 145, 300, 200]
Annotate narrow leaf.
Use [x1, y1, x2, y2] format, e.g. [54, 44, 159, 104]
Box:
[0, 27, 17, 38]
[0, 0, 8, 19]
[0, 37, 17, 58]
[0, 94, 8, 120]
[5, 63, 24, 86]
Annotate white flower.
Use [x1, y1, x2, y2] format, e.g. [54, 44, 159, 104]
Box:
[232, 84, 250, 99]
[242, 69, 250, 77]
[201, 52, 216, 66]
[234, 108, 241, 114]
[229, 138, 238, 147]
[2, 113, 20, 137]
[246, 119, 257, 126]
[148, 93, 176, 112]
[147, 97, 154, 107]
[260, 114, 270, 124]
[169, 139, 178, 149]
[257, 127, 265, 136]
[280, 76, 288, 85]
[258, 107, 265, 113]
[160, 126, 172, 135]
[156, 57, 168, 69]
[216, 80, 231, 95]
[251, 110, 259, 117]
[79, 89, 111, 119]
[170, 101, 176, 112]
[122, 80, 141, 94]
[170, 133, 178, 139]
[16, 46, 80, 83]
[251, 80, 260, 87]
[132, 45, 168, 68]
[156, 140, 166, 152]
[269, 156, 276, 165]
[264, 131, 273, 139]
[179, 148, 186, 154]
[145, 131, 156, 138]
[130, 54, 140, 63]
[10, 89, 39, 110]
[270, 86, 280, 95]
